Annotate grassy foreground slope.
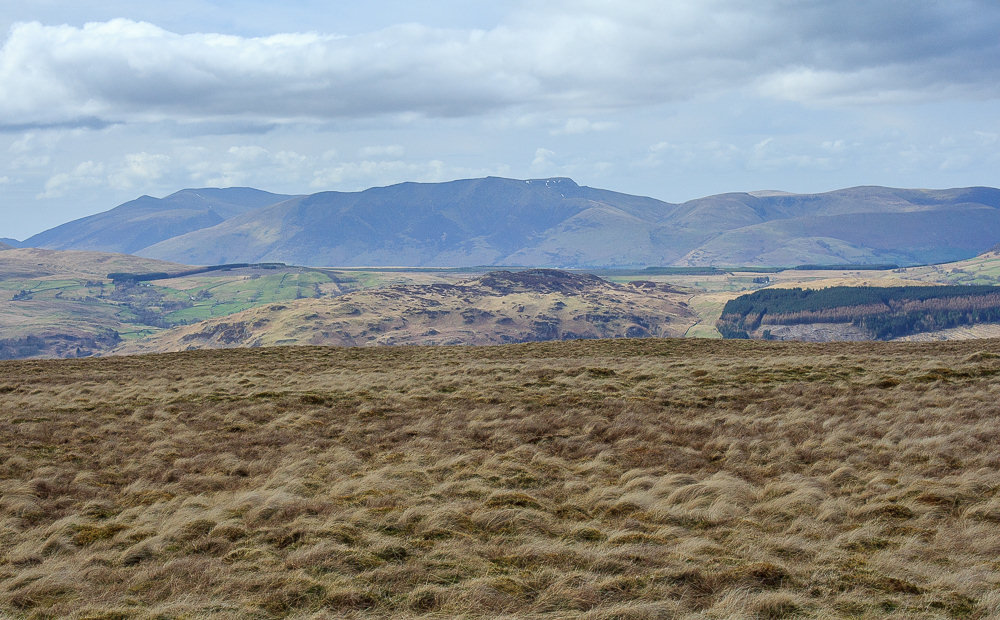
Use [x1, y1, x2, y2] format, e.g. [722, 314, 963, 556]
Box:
[3, 340, 1000, 618]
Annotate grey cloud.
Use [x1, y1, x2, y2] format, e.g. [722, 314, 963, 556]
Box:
[1, 2, 998, 131]
[0, 117, 118, 133]
[166, 120, 280, 137]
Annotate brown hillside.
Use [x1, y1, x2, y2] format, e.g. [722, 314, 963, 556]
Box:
[114, 269, 697, 354]
[0, 247, 189, 280]
[3, 340, 1000, 617]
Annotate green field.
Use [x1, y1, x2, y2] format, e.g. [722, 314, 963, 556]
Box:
[0, 259, 479, 358]
[156, 271, 334, 323]
[0, 267, 360, 357]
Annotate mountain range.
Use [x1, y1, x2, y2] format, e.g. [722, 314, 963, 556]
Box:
[13, 178, 1000, 267]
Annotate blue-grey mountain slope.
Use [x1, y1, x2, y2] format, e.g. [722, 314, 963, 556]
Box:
[23, 187, 296, 255]
[23, 178, 1000, 267]
[139, 179, 1000, 267]
[140, 177, 680, 266]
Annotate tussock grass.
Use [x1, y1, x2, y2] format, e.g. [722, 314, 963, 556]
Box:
[2, 338, 1000, 618]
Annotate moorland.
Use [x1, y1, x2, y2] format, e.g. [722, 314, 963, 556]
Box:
[2, 338, 1000, 618]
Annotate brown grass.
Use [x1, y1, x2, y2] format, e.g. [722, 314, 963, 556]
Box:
[2, 338, 1000, 618]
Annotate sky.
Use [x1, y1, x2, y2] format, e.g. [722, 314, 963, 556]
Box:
[2, 0, 1000, 240]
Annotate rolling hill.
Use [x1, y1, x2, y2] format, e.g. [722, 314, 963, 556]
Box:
[21, 178, 1000, 268]
[114, 269, 697, 354]
[0, 249, 364, 359]
[0, 249, 195, 358]
[0, 246, 696, 359]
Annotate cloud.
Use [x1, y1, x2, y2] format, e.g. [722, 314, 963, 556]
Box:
[357, 144, 405, 159]
[38, 152, 170, 197]
[187, 145, 309, 187]
[108, 152, 170, 190]
[551, 118, 616, 135]
[747, 137, 840, 172]
[311, 159, 446, 188]
[641, 140, 739, 169]
[531, 148, 555, 171]
[1, 3, 998, 132]
[10, 155, 51, 169]
[38, 161, 106, 198]
[0, 117, 116, 133]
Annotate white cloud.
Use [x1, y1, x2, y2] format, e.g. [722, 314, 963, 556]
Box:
[974, 131, 998, 146]
[108, 152, 170, 190]
[187, 145, 310, 187]
[748, 137, 838, 172]
[357, 144, 405, 159]
[10, 155, 51, 169]
[37, 152, 173, 197]
[9, 134, 37, 154]
[227, 145, 270, 161]
[531, 148, 555, 171]
[551, 118, 616, 135]
[641, 140, 739, 169]
[940, 154, 972, 171]
[38, 161, 106, 198]
[8, 132, 58, 168]
[311, 158, 447, 189]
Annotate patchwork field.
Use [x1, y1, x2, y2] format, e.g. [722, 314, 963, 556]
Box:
[0, 248, 419, 358]
[2, 339, 1000, 618]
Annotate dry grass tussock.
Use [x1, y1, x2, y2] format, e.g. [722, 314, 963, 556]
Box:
[2, 339, 1000, 618]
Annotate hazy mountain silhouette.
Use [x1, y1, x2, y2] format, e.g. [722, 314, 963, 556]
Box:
[23, 187, 296, 255]
[22, 178, 1000, 267]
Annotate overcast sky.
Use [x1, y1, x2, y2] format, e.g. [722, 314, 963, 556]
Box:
[2, 0, 1000, 239]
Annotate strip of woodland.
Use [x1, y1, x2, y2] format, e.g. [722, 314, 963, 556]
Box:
[717, 285, 1000, 339]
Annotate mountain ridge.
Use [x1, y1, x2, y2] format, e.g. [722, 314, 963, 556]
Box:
[22, 187, 298, 255]
[19, 178, 1000, 268]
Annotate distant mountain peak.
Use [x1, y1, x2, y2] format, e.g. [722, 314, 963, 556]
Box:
[525, 176, 577, 184]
